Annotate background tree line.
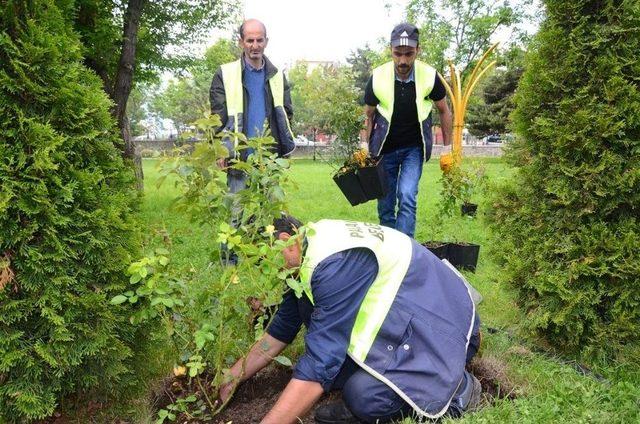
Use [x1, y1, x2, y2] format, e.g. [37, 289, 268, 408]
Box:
[141, 0, 536, 147]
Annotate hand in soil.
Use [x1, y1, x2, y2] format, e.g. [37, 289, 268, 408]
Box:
[219, 381, 234, 404]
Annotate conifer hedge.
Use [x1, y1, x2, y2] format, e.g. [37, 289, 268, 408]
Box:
[1, 1, 147, 420]
[487, 0, 640, 356]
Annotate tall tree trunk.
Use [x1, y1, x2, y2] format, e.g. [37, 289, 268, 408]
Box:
[113, 0, 146, 191]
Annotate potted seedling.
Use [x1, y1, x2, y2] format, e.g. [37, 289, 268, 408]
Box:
[423, 240, 450, 259]
[428, 43, 497, 272]
[421, 214, 451, 260]
[460, 162, 487, 217]
[447, 241, 481, 272]
[436, 164, 485, 272]
[461, 202, 478, 217]
[333, 148, 387, 206]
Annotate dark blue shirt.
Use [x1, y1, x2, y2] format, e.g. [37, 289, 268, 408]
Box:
[266, 248, 378, 391]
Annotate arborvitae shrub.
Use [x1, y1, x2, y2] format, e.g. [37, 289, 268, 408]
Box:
[0, 1, 149, 420]
[487, 0, 640, 357]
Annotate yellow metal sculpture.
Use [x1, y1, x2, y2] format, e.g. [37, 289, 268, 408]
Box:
[439, 43, 499, 172]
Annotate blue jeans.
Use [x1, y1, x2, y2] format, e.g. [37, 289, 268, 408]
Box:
[377, 145, 424, 238]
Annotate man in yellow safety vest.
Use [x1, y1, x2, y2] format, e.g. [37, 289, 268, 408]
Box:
[210, 19, 295, 194]
[364, 23, 453, 238]
[219, 216, 482, 423]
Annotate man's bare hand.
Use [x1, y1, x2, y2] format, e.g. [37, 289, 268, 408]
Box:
[216, 158, 227, 169]
[216, 334, 289, 407]
[218, 380, 236, 404]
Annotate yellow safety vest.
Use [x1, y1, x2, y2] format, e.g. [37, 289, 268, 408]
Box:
[370, 60, 436, 161]
[299, 220, 412, 363]
[220, 59, 295, 154]
[298, 219, 477, 419]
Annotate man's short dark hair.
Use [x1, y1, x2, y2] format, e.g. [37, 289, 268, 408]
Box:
[238, 20, 268, 39]
[273, 214, 303, 238]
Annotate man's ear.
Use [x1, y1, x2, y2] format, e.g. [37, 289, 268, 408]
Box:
[278, 232, 291, 242]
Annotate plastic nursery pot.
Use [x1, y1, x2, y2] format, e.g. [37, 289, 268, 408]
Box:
[357, 161, 388, 201]
[424, 242, 451, 260]
[461, 202, 478, 217]
[448, 242, 480, 272]
[333, 170, 368, 206]
[422, 241, 451, 260]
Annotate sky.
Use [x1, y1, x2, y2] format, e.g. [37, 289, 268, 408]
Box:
[202, 0, 542, 68]
[205, 0, 410, 67]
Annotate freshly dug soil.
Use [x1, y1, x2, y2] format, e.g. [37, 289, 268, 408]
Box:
[214, 358, 521, 423]
[41, 356, 521, 423]
[467, 355, 522, 402]
[213, 365, 339, 424]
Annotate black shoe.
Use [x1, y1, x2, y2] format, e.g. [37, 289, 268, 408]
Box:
[465, 373, 482, 412]
[314, 401, 363, 424]
[446, 372, 483, 418]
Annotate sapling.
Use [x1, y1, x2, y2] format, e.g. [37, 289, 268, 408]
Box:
[113, 114, 298, 420]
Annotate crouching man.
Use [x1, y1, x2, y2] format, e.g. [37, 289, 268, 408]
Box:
[220, 216, 482, 423]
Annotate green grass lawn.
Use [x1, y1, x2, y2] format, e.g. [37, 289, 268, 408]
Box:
[139, 157, 639, 424]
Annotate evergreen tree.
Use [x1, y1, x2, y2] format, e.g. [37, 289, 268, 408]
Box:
[0, 1, 148, 420]
[487, 0, 640, 356]
[466, 65, 524, 137]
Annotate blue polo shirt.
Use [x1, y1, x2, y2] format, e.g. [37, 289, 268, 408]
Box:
[266, 248, 378, 391]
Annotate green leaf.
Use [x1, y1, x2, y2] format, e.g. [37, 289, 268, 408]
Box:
[110, 295, 128, 305]
[158, 256, 170, 266]
[275, 158, 289, 168]
[271, 186, 286, 202]
[274, 355, 293, 367]
[130, 273, 142, 284]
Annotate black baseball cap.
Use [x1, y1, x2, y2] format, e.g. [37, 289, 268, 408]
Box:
[390, 23, 419, 48]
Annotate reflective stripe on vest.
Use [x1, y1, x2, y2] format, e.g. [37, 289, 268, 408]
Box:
[371, 60, 436, 159]
[268, 69, 295, 139]
[220, 60, 294, 148]
[299, 220, 412, 362]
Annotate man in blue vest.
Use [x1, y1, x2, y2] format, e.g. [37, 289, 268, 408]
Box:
[219, 216, 481, 423]
[210, 19, 295, 194]
[364, 23, 453, 238]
